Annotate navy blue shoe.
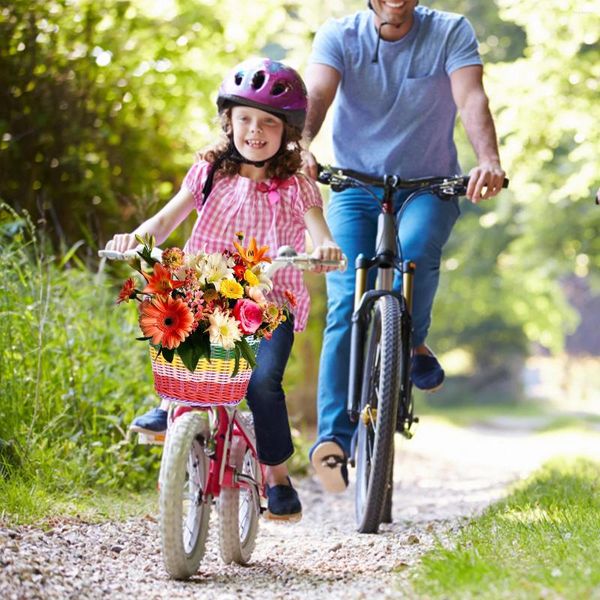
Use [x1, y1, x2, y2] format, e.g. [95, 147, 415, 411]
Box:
[310, 441, 348, 493]
[264, 478, 302, 522]
[129, 407, 168, 434]
[411, 353, 445, 391]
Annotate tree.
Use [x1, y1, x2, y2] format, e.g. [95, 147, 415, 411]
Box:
[430, 0, 599, 367]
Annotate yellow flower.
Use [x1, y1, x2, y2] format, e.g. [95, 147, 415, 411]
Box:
[244, 269, 259, 287]
[219, 278, 244, 299]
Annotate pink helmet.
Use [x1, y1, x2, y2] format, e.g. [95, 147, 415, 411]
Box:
[217, 58, 308, 130]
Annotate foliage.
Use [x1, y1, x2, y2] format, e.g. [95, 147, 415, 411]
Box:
[0, 0, 322, 252]
[428, 0, 526, 62]
[411, 458, 600, 599]
[430, 0, 599, 361]
[0, 204, 162, 508]
[489, 0, 600, 284]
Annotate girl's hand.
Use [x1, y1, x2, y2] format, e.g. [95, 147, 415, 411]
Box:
[311, 241, 343, 273]
[104, 233, 139, 253]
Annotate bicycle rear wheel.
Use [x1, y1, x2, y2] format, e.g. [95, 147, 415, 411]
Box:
[218, 412, 261, 565]
[355, 294, 402, 533]
[159, 411, 212, 579]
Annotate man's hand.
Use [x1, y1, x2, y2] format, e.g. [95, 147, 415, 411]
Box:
[466, 161, 506, 203]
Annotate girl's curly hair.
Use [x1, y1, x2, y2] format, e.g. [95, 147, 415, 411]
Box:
[199, 109, 303, 180]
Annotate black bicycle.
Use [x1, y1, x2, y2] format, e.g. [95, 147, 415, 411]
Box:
[317, 164, 508, 533]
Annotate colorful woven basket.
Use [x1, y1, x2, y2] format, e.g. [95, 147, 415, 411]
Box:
[149, 339, 260, 406]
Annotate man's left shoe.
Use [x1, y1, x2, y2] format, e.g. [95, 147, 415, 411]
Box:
[264, 478, 302, 523]
[310, 441, 348, 493]
[411, 353, 445, 391]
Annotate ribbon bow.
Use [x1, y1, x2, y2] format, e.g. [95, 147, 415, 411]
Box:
[257, 178, 294, 205]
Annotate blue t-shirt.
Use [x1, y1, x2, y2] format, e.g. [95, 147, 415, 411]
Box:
[309, 6, 482, 179]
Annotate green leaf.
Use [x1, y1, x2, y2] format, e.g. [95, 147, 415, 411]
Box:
[161, 347, 175, 363]
[232, 346, 241, 378]
[176, 330, 211, 372]
[58, 240, 85, 268]
[238, 337, 257, 370]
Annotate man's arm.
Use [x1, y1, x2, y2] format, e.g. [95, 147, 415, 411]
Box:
[451, 65, 506, 202]
[302, 63, 341, 179]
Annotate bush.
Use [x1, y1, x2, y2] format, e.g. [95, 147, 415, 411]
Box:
[0, 204, 161, 504]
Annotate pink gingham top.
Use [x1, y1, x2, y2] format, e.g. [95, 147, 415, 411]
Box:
[182, 160, 323, 332]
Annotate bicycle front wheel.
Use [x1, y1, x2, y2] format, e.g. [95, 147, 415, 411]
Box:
[355, 294, 402, 533]
[159, 411, 212, 579]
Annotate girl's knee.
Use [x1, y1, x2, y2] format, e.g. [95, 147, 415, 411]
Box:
[247, 372, 283, 402]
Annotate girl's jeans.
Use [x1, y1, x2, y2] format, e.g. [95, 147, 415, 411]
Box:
[246, 315, 295, 466]
[315, 187, 460, 456]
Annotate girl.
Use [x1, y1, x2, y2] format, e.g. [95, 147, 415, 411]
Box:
[104, 58, 342, 522]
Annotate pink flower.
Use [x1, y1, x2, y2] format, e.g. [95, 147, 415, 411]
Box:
[232, 299, 263, 335]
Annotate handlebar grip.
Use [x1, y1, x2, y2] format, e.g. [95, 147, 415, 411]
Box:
[98, 247, 162, 261]
[98, 249, 138, 260]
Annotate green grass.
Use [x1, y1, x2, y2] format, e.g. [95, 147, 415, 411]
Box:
[0, 478, 158, 526]
[0, 204, 163, 523]
[410, 458, 600, 599]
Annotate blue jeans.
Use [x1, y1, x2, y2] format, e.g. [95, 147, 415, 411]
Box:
[315, 187, 460, 456]
[246, 315, 295, 466]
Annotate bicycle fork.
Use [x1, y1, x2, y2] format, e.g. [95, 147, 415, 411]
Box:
[347, 210, 415, 423]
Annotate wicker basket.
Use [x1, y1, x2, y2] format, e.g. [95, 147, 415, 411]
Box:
[149, 339, 259, 406]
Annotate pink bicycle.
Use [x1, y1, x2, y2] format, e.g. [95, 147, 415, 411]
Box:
[99, 246, 345, 579]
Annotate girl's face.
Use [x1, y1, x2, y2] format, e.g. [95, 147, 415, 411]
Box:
[231, 105, 285, 165]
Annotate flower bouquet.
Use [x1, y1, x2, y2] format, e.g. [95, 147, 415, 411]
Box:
[116, 234, 290, 405]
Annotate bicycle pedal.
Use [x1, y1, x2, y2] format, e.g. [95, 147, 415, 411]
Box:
[136, 431, 165, 445]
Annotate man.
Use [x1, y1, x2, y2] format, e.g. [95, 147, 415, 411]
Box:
[303, 1, 506, 492]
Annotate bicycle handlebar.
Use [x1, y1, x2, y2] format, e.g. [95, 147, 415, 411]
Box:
[98, 246, 347, 274]
[265, 246, 347, 276]
[317, 164, 509, 196]
[98, 247, 163, 261]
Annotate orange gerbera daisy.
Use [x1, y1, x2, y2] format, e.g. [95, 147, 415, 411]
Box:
[233, 237, 272, 267]
[139, 296, 194, 349]
[117, 278, 137, 304]
[142, 262, 186, 297]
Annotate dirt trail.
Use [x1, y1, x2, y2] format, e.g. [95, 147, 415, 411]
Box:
[2, 417, 599, 599]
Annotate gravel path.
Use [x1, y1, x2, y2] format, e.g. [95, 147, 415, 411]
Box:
[2, 418, 599, 599]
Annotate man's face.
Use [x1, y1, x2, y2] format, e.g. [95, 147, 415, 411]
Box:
[370, 0, 419, 27]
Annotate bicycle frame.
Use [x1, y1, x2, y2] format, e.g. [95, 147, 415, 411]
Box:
[168, 404, 264, 502]
[319, 164, 507, 440]
[346, 178, 417, 437]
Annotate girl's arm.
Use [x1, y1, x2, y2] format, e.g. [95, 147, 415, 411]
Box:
[104, 187, 196, 252]
[304, 206, 342, 272]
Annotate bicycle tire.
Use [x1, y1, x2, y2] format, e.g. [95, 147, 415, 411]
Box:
[380, 450, 394, 524]
[218, 412, 260, 565]
[159, 411, 212, 579]
[355, 294, 402, 533]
